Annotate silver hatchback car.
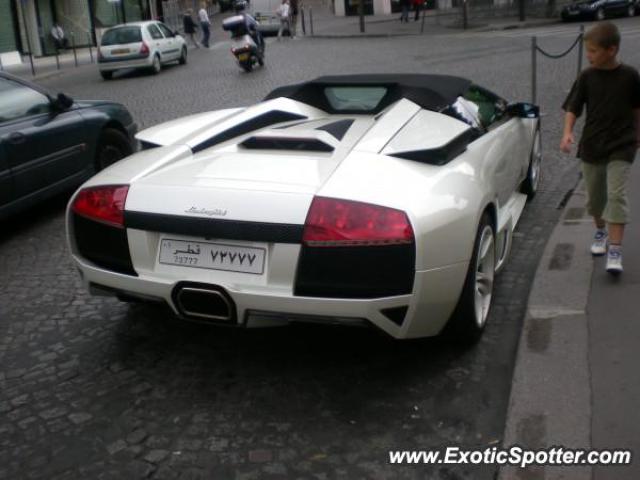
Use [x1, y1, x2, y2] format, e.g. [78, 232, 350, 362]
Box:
[98, 21, 187, 80]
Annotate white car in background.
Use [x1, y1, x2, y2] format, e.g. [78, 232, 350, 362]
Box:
[66, 75, 542, 343]
[98, 21, 187, 80]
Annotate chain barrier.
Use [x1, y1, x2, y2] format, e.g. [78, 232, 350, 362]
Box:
[531, 25, 584, 105]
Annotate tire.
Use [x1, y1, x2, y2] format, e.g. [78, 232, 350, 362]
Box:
[257, 54, 264, 67]
[151, 54, 161, 74]
[179, 47, 187, 65]
[241, 60, 253, 72]
[95, 128, 133, 171]
[595, 7, 605, 20]
[100, 70, 113, 80]
[443, 212, 496, 344]
[520, 127, 542, 199]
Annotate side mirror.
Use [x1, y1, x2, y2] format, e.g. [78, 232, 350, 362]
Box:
[51, 92, 74, 111]
[506, 102, 539, 119]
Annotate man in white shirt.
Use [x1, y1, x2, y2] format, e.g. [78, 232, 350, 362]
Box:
[51, 23, 69, 50]
[198, 2, 211, 47]
[276, 0, 290, 40]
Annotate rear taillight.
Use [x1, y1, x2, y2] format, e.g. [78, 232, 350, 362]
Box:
[302, 197, 414, 247]
[140, 42, 150, 56]
[72, 185, 129, 228]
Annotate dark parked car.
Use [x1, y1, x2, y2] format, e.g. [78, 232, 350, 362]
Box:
[561, 0, 638, 21]
[0, 72, 137, 220]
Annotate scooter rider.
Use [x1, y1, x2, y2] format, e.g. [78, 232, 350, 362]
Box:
[234, 0, 264, 50]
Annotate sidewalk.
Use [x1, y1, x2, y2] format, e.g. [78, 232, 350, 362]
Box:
[501, 159, 640, 479]
[1, 47, 96, 81]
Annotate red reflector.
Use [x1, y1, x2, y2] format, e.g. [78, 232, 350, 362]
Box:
[303, 197, 414, 247]
[72, 185, 129, 228]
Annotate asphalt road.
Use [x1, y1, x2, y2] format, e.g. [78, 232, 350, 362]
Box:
[1, 17, 639, 480]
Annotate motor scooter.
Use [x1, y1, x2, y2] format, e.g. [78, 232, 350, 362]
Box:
[222, 15, 265, 72]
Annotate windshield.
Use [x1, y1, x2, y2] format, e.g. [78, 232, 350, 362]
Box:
[101, 27, 142, 46]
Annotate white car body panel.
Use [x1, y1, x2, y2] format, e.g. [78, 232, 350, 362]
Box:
[68, 77, 540, 340]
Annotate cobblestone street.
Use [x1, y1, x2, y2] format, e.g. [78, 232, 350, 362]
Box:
[2, 22, 639, 479]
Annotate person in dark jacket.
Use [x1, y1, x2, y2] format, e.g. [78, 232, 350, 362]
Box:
[399, 0, 410, 22]
[183, 9, 200, 48]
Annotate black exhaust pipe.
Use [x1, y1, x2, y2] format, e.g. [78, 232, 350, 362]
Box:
[173, 283, 236, 323]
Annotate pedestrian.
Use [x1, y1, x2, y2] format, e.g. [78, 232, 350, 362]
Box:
[399, 0, 410, 23]
[560, 22, 640, 274]
[51, 22, 69, 50]
[198, 1, 211, 48]
[412, 0, 423, 21]
[183, 9, 200, 48]
[276, 0, 291, 41]
[289, 0, 299, 37]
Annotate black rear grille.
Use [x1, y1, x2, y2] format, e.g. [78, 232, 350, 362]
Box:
[294, 244, 415, 299]
[73, 214, 137, 276]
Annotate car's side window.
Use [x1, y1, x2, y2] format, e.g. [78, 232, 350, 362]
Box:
[157, 23, 174, 38]
[148, 24, 164, 40]
[0, 78, 50, 124]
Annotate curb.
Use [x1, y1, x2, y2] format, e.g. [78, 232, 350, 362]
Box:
[499, 175, 594, 480]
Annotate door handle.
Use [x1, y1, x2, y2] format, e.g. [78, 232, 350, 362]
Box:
[7, 132, 26, 145]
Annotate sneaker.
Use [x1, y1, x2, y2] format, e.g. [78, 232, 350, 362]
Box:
[606, 247, 623, 275]
[590, 229, 608, 256]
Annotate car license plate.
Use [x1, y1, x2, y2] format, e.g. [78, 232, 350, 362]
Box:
[238, 53, 250, 61]
[159, 238, 266, 275]
[112, 48, 130, 54]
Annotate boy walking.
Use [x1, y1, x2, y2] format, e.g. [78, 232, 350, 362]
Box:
[561, 22, 640, 274]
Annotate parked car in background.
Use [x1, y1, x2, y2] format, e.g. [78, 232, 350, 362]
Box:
[561, 0, 638, 21]
[0, 72, 137, 220]
[98, 21, 187, 80]
[254, 12, 291, 37]
[67, 74, 542, 344]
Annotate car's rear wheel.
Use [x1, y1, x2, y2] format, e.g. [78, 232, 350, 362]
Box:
[444, 212, 495, 344]
[179, 47, 187, 65]
[151, 54, 161, 74]
[95, 128, 133, 171]
[100, 70, 113, 80]
[595, 7, 605, 20]
[520, 127, 542, 199]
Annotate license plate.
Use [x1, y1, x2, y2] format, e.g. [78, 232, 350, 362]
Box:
[112, 48, 130, 54]
[238, 53, 250, 61]
[159, 238, 266, 275]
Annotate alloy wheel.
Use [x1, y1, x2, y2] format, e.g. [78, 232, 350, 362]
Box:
[474, 225, 495, 328]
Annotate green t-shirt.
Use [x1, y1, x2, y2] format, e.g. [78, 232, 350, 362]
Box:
[562, 63, 640, 163]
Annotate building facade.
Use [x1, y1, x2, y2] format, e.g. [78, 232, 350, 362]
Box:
[0, 0, 155, 56]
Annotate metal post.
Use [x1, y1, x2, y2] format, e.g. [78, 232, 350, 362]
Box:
[28, 52, 35, 76]
[462, 0, 468, 30]
[88, 33, 94, 63]
[576, 24, 584, 78]
[0, 55, 3, 71]
[310, 7, 314, 36]
[519, 0, 525, 21]
[72, 33, 78, 67]
[359, 0, 365, 33]
[301, 7, 306, 35]
[420, 6, 426, 33]
[55, 50, 60, 69]
[531, 36, 537, 105]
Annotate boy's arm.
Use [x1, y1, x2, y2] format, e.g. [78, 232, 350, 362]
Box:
[560, 111, 577, 154]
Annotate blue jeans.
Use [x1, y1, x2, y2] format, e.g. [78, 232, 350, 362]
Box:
[201, 22, 210, 47]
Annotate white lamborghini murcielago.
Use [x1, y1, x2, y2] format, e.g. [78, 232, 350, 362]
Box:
[66, 75, 542, 342]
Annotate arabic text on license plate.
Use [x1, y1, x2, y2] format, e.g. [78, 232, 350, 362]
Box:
[238, 53, 250, 61]
[112, 48, 130, 54]
[159, 239, 266, 275]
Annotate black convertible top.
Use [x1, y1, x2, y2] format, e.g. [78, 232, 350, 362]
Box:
[264, 74, 473, 114]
